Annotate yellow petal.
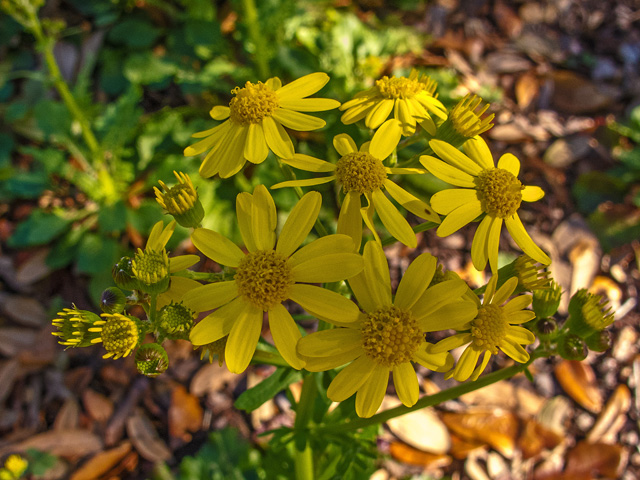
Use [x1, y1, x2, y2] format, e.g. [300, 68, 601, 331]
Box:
[420, 156, 477, 188]
[214, 124, 249, 178]
[236, 192, 257, 252]
[429, 139, 483, 176]
[182, 280, 238, 313]
[361, 193, 381, 244]
[497, 153, 520, 176]
[372, 189, 416, 248]
[393, 362, 419, 407]
[147, 220, 175, 251]
[470, 215, 493, 271]
[492, 277, 519, 306]
[452, 345, 481, 382]
[251, 185, 277, 251]
[469, 351, 492, 381]
[369, 119, 402, 160]
[348, 271, 377, 313]
[522, 185, 544, 202]
[419, 300, 478, 332]
[487, 215, 503, 273]
[436, 201, 483, 237]
[384, 180, 441, 223]
[268, 304, 305, 370]
[413, 346, 454, 372]
[327, 355, 373, 402]
[289, 284, 360, 323]
[189, 297, 244, 345]
[395, 98, 416, 136]
[288, 234, 356, 267]
[411, 279, 469, 320]
[271, 177, 334, 190]
[282, 153, 336, 172]
[191, 228, 245, 267]
[265, 77, 281, 90]
[291, 253, 363, 283]
[262, 116, 295, 158]
[301, 348, 363, 372]
[169, 254, 199, 273]
[362, 240, 392, 307]
[276, 72, 330, 101]
[276, 191, 321, 257]
[297, 328, 362, 357]
[463, 135, 494, 170]
[337, 191, 363, 251]
[431, 188, 480, 215]
[429, 333, 471, 354]
[507, 325, 536, 343]
[503, 296, 533, 314]
[244, 122, 269, 164]
[505, 214, 551, 265]
[340, 101, 374, 124]
[395, 252, 437, 310]
[190, 119, 228, 139]
[364, 98, 394, 129]
[278, 98, 340, 112]
[226, 302, 263, 374]
[355, 365, 388, 418]
[272, 108, 326, 131]
[499, 339, 530, 363]
[333, 133, 358, 156]
[209, 105, 230, 120]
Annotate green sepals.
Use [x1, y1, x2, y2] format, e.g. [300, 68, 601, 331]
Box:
[112, 256, 139, 290]
[135, 343, 169, 377]
[532, 280, 562, 318]
[566, 289, 615, 338]
[557, 333, 587, 361]
[173, 198, 204, 228]
[585, 330, 612, 352]
[158, 302, 194, 340]
[535, 318, 557, 341]
[100, 287, 127, 314]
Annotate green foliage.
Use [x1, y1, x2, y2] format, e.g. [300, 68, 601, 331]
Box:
[235, 368, 303, 412]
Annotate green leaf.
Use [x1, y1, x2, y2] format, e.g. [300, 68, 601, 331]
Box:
[8, 210, 71, 247]
[76, 234, 120, 275]
[123, 52, 177, 85]
[98, 200, 127, 234]
[0, 132, 14, 168]
[234, 368, 302, 412]
[46, 225, 88, 270]
[3, 169, 48, 198]
[34, 100, 72, 138]
[108, 16, 161, 48]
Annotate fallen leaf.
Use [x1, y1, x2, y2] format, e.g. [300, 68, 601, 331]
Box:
[554, 360, 602, 413]
[449, 432, 487, 460]
[190, 362, 237, 397]
[0, 294, 48, 327]
[550, 70, 614, 114]
[70, 442, 132, 480]
[384, 398, 450, 454]
[0, 327, 37, 357]
[518, 418, 564, 459]
[82, 389, 114, 424]
[53, 398, 80, 431]
[536, 396, 573, 436]
[441, 410, 519, 458]
[126, 410, 171, 462]
[587, 384, 631, 443]
[564, 441, 628, 479]
[389, 441, 451, 468]
[1, 429, 102, 458]
[460, 380, 544, 416]
[515, 71, 539, 109]
[15, 248, 51, 286]
[0, 359, 20, 404]
[169, 385, 203, 441]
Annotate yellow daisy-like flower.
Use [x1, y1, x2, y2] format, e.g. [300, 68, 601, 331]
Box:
[297, 241, 477, 418]
[430, 275, 536, 382]
[420, 136, 551, 272]
[272, 132, 440, 249]
[185, 185, 364, 374]
[339, 69, 447, 137]
[184, 73, 340, 178]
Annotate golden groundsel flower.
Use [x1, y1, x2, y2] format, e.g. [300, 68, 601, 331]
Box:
[297, 241, 477, 417]
[421, 136, 550, 273]
[184, 73, 340, 178]
[273, 132, 440, 249]
[185, 185, 364, 374]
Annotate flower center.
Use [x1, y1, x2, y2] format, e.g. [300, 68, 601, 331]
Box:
[156, 183, 196, 215]
[471, 304, 508, 354]
[234, 250, 294, 311]
[229, 81, 279, 125]
[476, 168, 523, 218]
[361, 306, 423, 367]
[100, 313, 139, 359]
[375, 75, 434, 99]
[449, 94, 494, 137]
[132, 249, 169, 286]
[335, 152, 388, 194]
[159, 302, 195, 336]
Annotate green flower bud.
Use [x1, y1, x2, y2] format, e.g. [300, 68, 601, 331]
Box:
[100, 287, 127, 314]
[154, 171, 204, 228]
[532, 280, 562, 318]
[131, 248, 170, 295]
[52, 305, 102, 348]
[112, 257, 139, 290]
[558, 333, 587, 361]
[94, 313, 145, 359]
[435, 94, 494, 146]
[535, 318, 557, 340]
[585, 330, 612, 353]
[158, 302, 195, 340]
[135, 343, 169, 377]
[566, 289, 615, 338]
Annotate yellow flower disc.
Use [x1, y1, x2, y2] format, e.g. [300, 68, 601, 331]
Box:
[375, 74, 436, 99]
[229, 81, 279, 125]
[132, 248, 169, 285]
[234, 250, 294, 311]
[476, 168, 523, 218]
[335, 152, 387, 194]
[101, 314, 139, 359]
[361, 305, 423, 367]
[470, 304, 508, 355]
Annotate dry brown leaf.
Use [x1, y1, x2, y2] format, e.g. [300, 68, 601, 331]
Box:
[389, 441, 452, 468]
[564, 441, 628, 479]
[449, 432, 487, 460]
[190, 362, 238, 397]
[70, 442, 132, 480]
[0, 327, 37, 357]
[82, 389, 114, 424]
[169, 384, 203, 441]
[460, 380, 544, 416]
[0, 294, 48, 327]
[15, 248, 51, 286]
[554, 360, 602, 413]
[441, 410, 519, 458]
[537, 396, 573, 436]
[518, 418, 564, 459]
[550, 70, 614, 114]
[54, 398, 80, 431]
[126, 410, 171, 462]
[515, 71, 539, 109]
[587, 384, 631, 443]
[1, 429, 102, 459]
[18, 325, 56, 367]
[0, 359, 20, 404]
[384, 398, 450, 454]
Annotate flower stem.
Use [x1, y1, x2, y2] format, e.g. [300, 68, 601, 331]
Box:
[250, 349, 290, 368]
[240, 0, 270, 79]
[294, 375, 317, 480]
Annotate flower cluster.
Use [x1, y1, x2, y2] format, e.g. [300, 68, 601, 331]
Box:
[53, 69, 614, 419]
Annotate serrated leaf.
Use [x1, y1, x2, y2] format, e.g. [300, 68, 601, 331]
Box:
[8, 210, 71, 247]
[76, 233, 119, 274]
[235, 368, 302, 412]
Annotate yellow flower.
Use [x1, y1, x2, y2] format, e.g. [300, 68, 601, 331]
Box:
[184, 73, 340, 178]
[154, 171, 204, 228]
[430, 275, 536, 382]
[91, 313, 144, 359]
[0, 455, 27, 480]
[420, 136, 550, 272]
[185, 185, 364, 374]
[272, 132, 440, 249]
[339, 69, 447, 137]
[434, 94, 494, 145]
[297, 241, 477, 417]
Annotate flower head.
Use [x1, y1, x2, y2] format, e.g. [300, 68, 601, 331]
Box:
[0, 455, 28, 480]
[154, 171, 204, 228]
[135, 343, 169, 377]
[420, 136, 550, 272]
[93, 313, 144, 359]
[272, 132, 440, 249]
[435, 94, 494, 145]
[184, 73, 340, 178]
[185, 185, 364, 374]
[298, 241, 477, 417]
[158, 302, 195, 339]
[566, 289, 615, 338]
[52, 306, 103, 348]
[340, 69, 447, 137]
[430, 275, 536, 381]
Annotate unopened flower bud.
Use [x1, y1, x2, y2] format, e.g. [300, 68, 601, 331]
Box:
[158, 302, 194, 340]
[112, 256, 139, 290]
[100, 287, 127, 314]
[585, 330, 612, 353]
[533, 280, 562, 318]
[536, 318, 557, 340]
[558, 333, 587, 361]
[154, 171, 204, 228]
[52, 306, 102, 348]
[131, 248, 170, 294]
[135, 343, 169, 377]
[434, 94, 494, 147]
[566, 289, 615, 338]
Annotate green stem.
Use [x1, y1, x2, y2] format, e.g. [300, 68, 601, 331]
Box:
[294, 375, 317, 480]
[171, 270, 227, 282]
[250, 349, 290, 368]
[380, 221, 439, 247]
[149, 293, 158, 327]
[314, 352, 545, 434]
[240, 0, 270, 79]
